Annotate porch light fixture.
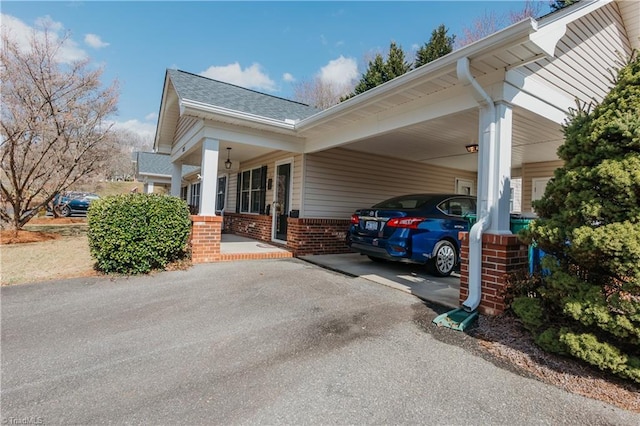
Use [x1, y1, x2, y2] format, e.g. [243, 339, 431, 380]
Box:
[224, 147, 232, 169]
[465, 144, 479, 153]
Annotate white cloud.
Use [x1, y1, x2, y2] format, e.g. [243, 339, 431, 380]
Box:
[199, 62, 276, 92]
[318, 56, 358, 88]
[144, 112, 158, 122]
[320, 34, 328, 46]
[282, 72, 295, 83]
[1, 14, 87, 64]
[84, 33, 109, 49]
[35, 15, 63, 32]
[112, 119, 156, 143]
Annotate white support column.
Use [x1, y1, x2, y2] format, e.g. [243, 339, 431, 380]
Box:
[144, 181, 155, 194]
[171, 161, 182, 197]
[199, 138, 219, 216]
[490, 101, 513, 234]
[476, 106, 495, 222]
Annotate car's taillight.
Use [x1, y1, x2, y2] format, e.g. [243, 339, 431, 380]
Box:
[350, 214, 360, 225]
[386, 217, 425, 229]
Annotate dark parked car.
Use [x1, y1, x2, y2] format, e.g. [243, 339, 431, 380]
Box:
[347, 194, 476, 276]
[49, 191, 100, 217]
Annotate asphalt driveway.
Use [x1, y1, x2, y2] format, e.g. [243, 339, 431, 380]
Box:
[2, 259, 637, 425]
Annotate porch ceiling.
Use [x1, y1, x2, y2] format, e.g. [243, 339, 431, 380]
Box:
[338, 106, 564, 172]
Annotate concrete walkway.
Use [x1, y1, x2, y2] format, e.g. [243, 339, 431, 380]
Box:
[220, 233, 292, 260]
[301, 253, 461, 309]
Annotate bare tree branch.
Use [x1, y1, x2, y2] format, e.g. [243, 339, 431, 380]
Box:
[1, 25, 119, 230]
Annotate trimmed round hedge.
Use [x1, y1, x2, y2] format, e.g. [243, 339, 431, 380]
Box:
[87, 194, 191, 274]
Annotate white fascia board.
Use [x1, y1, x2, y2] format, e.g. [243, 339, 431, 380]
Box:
[537, 0, 613, 29]
[202, 125, 305, 153]
[531, 0, 613, 56]
[297, 19, 538, 132]
[180, 99, 297, 132]
[153, 71, 173, 152]
[139, 173, 171, 179]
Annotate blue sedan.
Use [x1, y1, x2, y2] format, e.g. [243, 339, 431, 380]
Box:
[347, 194, 476, 276]
[50, 191, 100, 217]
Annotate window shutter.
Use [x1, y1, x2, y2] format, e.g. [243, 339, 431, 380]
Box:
[259, 165, 268, 214]
[235, 173, 241, 213]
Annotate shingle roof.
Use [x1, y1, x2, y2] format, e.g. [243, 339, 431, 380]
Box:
[135, 152, 198, 177]
[167, 69, 319, 122]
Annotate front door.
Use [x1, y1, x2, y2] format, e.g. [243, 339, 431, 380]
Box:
[274, 162, 291, 241]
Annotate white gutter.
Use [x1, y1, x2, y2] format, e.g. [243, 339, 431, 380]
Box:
[456, 57, 496, 312]
[296, 18, 538, 132]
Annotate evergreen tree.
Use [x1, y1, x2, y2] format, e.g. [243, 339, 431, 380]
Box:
[344, 42, 412, 100]
[550, 0, 579, 11]
[385, 41, 412, 80]
[415, 25, 455, 67]
[351, 53, 386, 96]
[513, 54, 640, 383]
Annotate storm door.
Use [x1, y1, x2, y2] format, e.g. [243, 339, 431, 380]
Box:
[273, 162, 291, 241]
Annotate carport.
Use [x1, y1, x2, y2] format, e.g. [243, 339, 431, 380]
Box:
[154, 0, 637, 315]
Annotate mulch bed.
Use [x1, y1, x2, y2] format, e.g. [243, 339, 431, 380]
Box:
[1, 230, 61, 244]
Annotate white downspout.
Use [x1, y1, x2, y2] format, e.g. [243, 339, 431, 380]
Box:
[457, 57, 496, 312]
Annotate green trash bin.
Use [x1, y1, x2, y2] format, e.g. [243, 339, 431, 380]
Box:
[510, 212, 537, 234]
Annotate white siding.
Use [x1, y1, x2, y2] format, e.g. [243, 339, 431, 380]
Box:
[224, 151, 303, 213]
[521, 160, 564, 212]
[174, 116, 199, 143]
[618, 0, 640, 51]
[303, 148, 477, 219]
[523, 3, 632, 105]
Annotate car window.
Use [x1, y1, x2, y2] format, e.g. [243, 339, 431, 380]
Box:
[438, 198, 475, 216]
[373, 195, 437, 210]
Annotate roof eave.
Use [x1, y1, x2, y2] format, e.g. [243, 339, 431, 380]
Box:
[296, 18, 541, 131]
[179, 99, 297, 132]
[153, 70, 173, 152]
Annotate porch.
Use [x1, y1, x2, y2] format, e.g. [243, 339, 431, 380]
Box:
[218, 233, 292, 261]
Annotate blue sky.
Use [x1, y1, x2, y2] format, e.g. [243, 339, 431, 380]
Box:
[2, 1, 551, 143]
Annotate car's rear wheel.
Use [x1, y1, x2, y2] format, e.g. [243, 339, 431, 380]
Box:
[427, 240, 456, 277]
[367, 255, 387, 263]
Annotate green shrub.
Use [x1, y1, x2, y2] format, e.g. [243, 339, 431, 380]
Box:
[511, 54, 640, 384]
[511, 297, 546, 332]
[535, 327, 568, 355]
[87, 194, 191, 274]
[560, 331, 640, 382]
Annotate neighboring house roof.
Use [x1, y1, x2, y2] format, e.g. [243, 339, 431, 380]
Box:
[167, 69, 319, 122]
[134, 152, 198, 178]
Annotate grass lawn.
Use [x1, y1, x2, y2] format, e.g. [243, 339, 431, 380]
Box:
[1, 220, 96, 285]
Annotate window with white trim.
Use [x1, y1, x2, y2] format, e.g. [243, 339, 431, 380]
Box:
[239, 167, 265, 214]
[216, 175, 227, 212]
[190, 182, 201, 212]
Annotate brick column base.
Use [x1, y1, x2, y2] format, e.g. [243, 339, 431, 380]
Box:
[459, 232, 529, 316]
[190, 215, 222, 264]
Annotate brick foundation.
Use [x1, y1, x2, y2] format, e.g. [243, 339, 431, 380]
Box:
[287, 218, 352, 256]
[223, 213, 272, 242]
[459, 232, 529, 316]
[190, 215, 222, 264]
